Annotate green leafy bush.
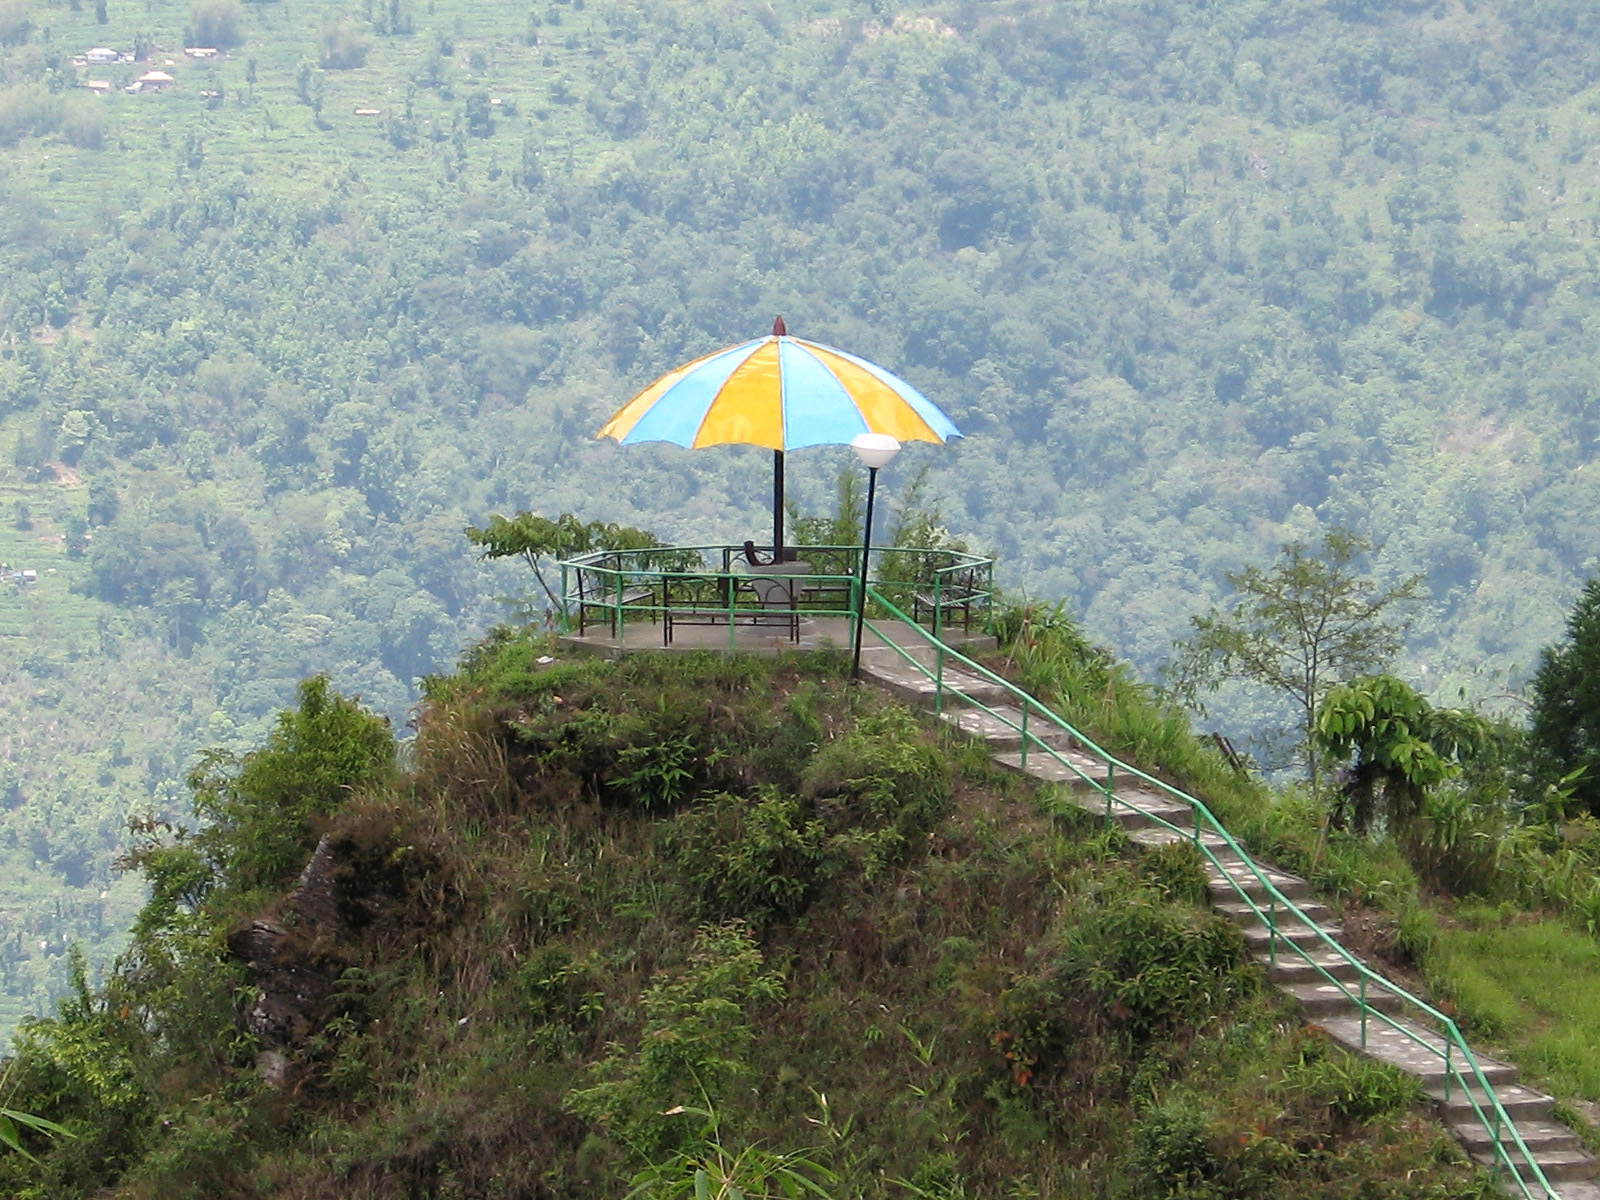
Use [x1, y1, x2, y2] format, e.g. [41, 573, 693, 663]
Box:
[663, 789, 829, 924]
[1129, 1097, 1218, 1196]
[799, 704, 950, 872]
[566, 922, 784, 1160]
[189, 675, 395, 895]
[1061, 887, 1253, 1042]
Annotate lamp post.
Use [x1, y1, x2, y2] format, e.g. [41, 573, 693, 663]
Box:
[851, 433, 901, 680]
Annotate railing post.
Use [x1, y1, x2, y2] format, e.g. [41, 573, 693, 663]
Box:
[1020, 705, 1030, 769]
[615, 571, 625, 649]
[1442, 1043, 1452, 1102]
[1268, 897, 1277, 969]
[1360, 977, 1369, 1048]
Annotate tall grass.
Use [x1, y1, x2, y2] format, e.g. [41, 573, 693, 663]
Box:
[1428, 914, 1600, 1102]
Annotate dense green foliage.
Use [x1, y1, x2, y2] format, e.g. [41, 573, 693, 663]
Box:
[7, 0, 1600, 1036]
[1530, 578, 1600, 818]
[0, 645, 1498, 1198]
[1315, 673, 1493, 834]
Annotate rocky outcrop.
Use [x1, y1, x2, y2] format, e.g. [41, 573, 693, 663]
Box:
[226, 835, 354, 1084]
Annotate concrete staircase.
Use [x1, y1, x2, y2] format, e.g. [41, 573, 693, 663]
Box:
[858, 636, 1600, 1200]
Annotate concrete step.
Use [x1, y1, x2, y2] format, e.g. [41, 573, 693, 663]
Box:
[862, 664, 1013, 710]
[1548, 1179, 1600, 1200]
[1204, 861, 1312, 902]
[1127, 826, 1232, 853]
[1473, 1146, 1597, 1184]
[1427, 1081, 1555, 1125]
[1107, 803, 1198, 833]
[858, 644, 1011, 696]
[1240, 920, 1342, 952]
[1453, 1115, 1585, 1157]
[1263, 949, 1364, 985]
[992, 748, 1114, 791]
[1215, 897, 1336, 930]
[1278, 977, 1407, 1018]
[1095, 786, 1196, 831]
[1315, 1015, 1520, 1089]
[1066, 798, 1196, 836]
[937, 704, 1077, 752]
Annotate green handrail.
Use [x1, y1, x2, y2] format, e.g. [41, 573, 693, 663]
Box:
[861, 586, 1561, 1200]
[556, 544, 995, 641]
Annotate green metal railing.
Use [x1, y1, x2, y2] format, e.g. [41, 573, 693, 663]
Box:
[861, 586, 1560, 1200]
[556, 545, 993, 648]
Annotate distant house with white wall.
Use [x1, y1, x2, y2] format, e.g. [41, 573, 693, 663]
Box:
[126, 70, 175, 93]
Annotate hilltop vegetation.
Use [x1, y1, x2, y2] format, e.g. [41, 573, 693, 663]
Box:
[6, 0, 1600, 1031]
[0, 641, 1499, 1199]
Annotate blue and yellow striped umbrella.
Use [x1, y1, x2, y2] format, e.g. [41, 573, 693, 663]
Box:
[598, 318, 961, 551]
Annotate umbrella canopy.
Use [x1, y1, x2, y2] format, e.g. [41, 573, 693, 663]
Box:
[598, 318, 961, 552]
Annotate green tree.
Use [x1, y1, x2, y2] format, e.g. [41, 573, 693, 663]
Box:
[1529, 578, 1600, 816]
[187, 0, 245, 48]
[465, 511, 671, 615]
[1314, 674, 1493, 834]
[1172, 530, 1423, 789]
[318, 20, 371, 69]
[464, 90, 493, 136]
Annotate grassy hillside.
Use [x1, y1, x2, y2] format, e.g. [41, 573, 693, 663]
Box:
[0, 639, 1500, 1199]
[7, 0, 1600, 1039]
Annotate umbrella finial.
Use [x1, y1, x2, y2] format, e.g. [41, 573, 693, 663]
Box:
[772, 315, 787, 337]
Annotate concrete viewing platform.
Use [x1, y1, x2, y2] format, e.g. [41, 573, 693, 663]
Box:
[554, 542, 997, 661]
[556, 614, 996, 660]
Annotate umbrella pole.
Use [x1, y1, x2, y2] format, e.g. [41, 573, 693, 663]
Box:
[773, 448, 785, 559]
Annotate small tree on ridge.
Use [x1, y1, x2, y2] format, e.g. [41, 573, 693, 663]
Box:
[1171, 528, 1424, 790]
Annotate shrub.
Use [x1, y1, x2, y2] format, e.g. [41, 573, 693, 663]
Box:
[566, 922, 784, 1159]
[1139, 841, 1211, 906]
[663, 789, 829, 923]
[1130, 1097, 1218, 1196]
[1061, 886, 1253, 1042]
[997, 876, 1254, 1093]
[1279, 1037, 1421, 1127]
[799, 704, 950, 872]
[190, 675, 395, 894]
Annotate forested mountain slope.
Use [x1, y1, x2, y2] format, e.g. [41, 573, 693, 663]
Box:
[5, 0, 1600, 1033]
